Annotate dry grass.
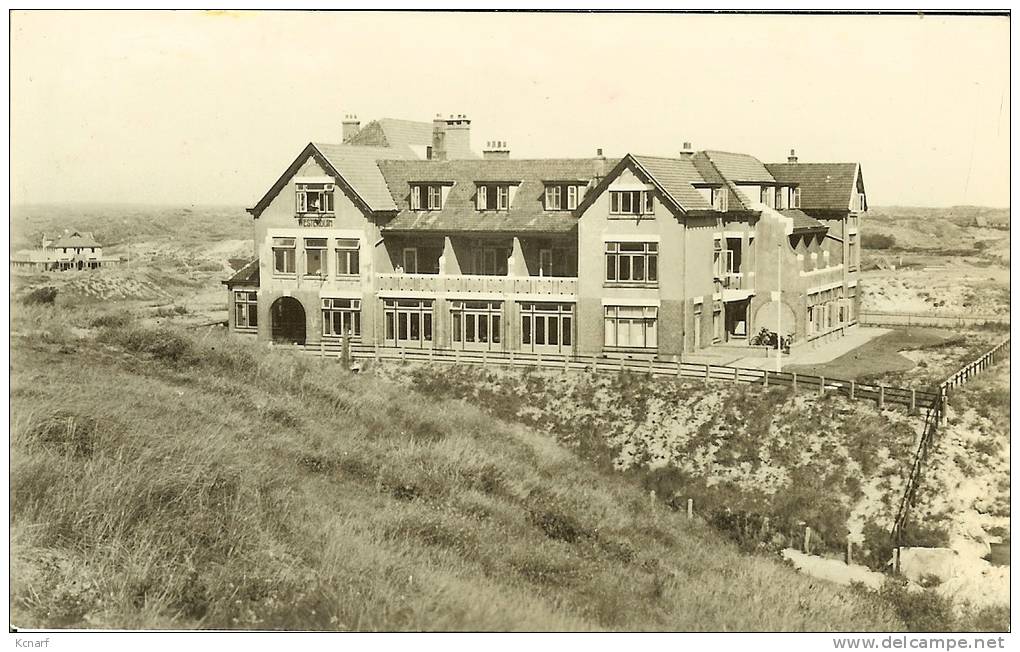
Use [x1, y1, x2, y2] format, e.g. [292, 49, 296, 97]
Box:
[10, 305, 903, 631]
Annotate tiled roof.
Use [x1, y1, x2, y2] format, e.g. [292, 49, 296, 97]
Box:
[701, 150, 776, 183]
[630, 156, 713, 211]
[50, 231, 100, 248]
[312, 143, 419, 212]
[223, 258, 259, 286]
[691, 153, 753, 211]
[766, 163, 860, 211]
[378, 158, 616, 233]
[779, 209, 829, 233]
[345, 118, 435, 157]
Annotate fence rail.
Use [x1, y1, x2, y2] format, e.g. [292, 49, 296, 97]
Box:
[891, 336, 1010, 568]
[859, 311, 1009, 328]
[294, 342, 938, 411]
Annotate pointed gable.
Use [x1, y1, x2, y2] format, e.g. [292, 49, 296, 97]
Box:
[765, 162, 862, 211]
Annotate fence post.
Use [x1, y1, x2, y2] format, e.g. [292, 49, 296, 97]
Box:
[804, 526, 812, 554]
[401, 346, 406, 363]
[733, 366, 739, 382]
[509, 350, 515, 367]
[878, 385, 885, 409]
[374, 343, 380, 361]
[648, 358, 654, 375]
[482, 349, 487, 368]
[620, 357, 625, 373]
[319, 340, 325, 358]
[537, 351, 543, 368]
[564, 355, 570, 373]
[846, 539, 853, 566]
[792, 373, 798, 394]
[910, 389, 917, 414]
[819, 376, 825, 396]
[849, 380, 855, 400]
[455, 349, 461, 364]
[591, 356, 597, 374]
[704, 363, 710, 381]
[675, 359, 682, 379]
[763, 369, 769, 387]
[686, 498, 693, 521]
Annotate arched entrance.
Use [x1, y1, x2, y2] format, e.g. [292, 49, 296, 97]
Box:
[270, 296, 306, 344]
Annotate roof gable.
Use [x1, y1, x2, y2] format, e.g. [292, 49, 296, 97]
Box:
[50, 230, 100, 248]
[575, 154, 714, 217]
[248, 142, 418, 218]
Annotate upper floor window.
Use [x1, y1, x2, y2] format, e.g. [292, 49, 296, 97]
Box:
[605, 241, 658, 284]
[410, 183, 444, 211]
[296, 183, 334, 214]
[710, 187, 728, 212]
[336, 238, 360, 276]
[760, 187, 775, 208]
[792, 187, 802, 209]
[856, 192, 866, 212]
[272, 237, 296, 275]
[476, 183, 511, 211]
[775, 187, 787, 210]
[544, 183, 583, 210]
[304, 238, 327, 277]
[610, 190, 654, 216]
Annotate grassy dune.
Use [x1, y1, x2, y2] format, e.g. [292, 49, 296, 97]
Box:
[10, 306, 903, 631]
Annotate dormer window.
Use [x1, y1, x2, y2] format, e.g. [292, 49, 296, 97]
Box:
[411, 183, 445, 211]
[609, 190, 654, 216]
[544, 183, 584, 210]
[476, 183, 512, 211]
[710, 187, 728, 212]
[792, 187, 802, 208]
[856, 192, 866, 212]
[296, 182, 334, 214]
[775, 186, 786, 210]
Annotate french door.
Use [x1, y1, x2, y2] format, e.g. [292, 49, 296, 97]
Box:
[451, 301, 502, 351]
[520, 302, 573, 354]
[384, 299, 433, 348]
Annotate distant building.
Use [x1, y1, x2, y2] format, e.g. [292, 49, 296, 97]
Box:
[11, 230, 120, 272]
[226, 113, 866, 357]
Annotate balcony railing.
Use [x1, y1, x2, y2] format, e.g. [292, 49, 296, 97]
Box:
[377, 273, 578, 297]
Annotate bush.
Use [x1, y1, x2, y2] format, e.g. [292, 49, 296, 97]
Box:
[878, 582, 955, 632]
[89, 311, 134, 329]
[863, 233, 896, 250]
[22, 287, 58, 305]
[100, 325, 196, 366]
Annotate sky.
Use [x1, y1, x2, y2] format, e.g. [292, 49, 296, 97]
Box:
[10, 11, 1010, 208]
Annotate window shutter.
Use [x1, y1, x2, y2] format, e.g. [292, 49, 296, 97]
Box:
[411, 185, 421, 210]
[477, 185, 487, 210]
[567, 185, 577, 210]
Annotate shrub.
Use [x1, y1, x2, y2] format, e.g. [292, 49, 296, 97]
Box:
[100, 325, 196, 366]
[22, 287, 58, 305]
[89, 311, 134, 329]
[863, 233, 896, 250]
[878, 581, 955, 632]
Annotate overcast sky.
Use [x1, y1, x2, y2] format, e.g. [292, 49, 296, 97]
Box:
[11, 11, 1010, 208]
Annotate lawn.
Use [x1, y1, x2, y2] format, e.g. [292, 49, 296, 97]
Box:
[785, 327, 1004, 387]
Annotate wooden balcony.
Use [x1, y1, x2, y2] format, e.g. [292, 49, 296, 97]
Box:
[376, 273, 578, 297]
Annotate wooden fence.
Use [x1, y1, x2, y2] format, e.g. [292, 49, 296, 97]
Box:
[859, 311, 1009, 328]
[891, 336, 1010, 568]
[297, 342, 937, 412]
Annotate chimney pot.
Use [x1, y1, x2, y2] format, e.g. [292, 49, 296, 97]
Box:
[788, 148, 799, 164]
[596, 147, 604, 157]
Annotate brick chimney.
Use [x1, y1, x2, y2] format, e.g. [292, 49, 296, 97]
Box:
[787, 148, 798, 164]
[432, 113, 473, 161]
[342, 114, 360, 142]
[482, 140, 510, 160]
[679, 141, 694, 158]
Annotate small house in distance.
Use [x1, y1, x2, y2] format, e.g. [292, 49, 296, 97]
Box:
[11, 230, 120, 272]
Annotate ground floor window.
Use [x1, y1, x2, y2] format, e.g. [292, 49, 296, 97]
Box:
[604, 305, 657, 348]
[451, 301, 502, 349]
[384, 299, 433, 347]
[322, 298, 361, 338]
[712, 307, 722, 343]
[521, 302, 573, 352]
[233, 290, 257, 329]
